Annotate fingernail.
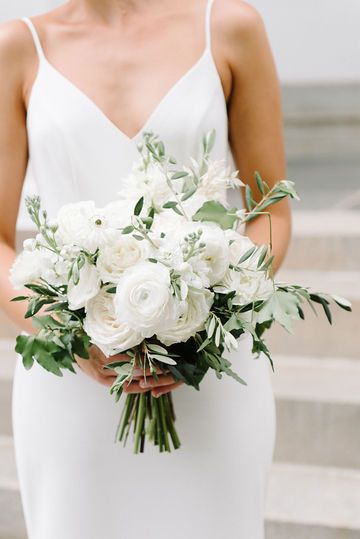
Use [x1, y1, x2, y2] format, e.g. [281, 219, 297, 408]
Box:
[139, 380, 151, 389]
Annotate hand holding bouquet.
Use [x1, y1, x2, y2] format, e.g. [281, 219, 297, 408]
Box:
[10, 130, 352, 453]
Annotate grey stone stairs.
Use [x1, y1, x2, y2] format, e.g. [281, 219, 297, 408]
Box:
[1, 209, 360, 538]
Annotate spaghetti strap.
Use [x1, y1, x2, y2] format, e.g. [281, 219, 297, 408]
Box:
[205, 0, 215, 51]
[21, 17, 45, 60]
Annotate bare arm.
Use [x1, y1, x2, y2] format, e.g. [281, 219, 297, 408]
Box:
[226, 1, 291, 273]
[0, 21, 35, 333]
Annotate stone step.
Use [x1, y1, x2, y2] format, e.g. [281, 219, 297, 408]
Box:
[268, 270, 359, 359]
[0, 437, 25, 539]
[265, 463, 360, 539]
[1, 439, 360, 539]
[272, 356, 360, 469]
[284, 211, 360, 270]
[2, 348, 360, 469]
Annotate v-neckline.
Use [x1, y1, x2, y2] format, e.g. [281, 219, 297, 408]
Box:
[39, 49, 211, 142]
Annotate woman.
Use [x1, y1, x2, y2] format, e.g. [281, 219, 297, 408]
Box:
[0, 0, 291, 537]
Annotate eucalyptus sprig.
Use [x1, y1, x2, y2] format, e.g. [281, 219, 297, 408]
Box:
[25, 195, 60, 254]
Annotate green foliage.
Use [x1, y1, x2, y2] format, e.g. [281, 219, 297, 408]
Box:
[192, 201, 238, 230]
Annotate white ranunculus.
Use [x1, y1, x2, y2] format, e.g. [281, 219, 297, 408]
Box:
[67, 260, 101, 310]
[191, 223, 229, 286]
[9, 249, 54, 290]
[103, 200, 134, 229]
[118, 162, 173, 212]
[114, 261, 181, 338]
[56, 201, 112, 252]
[97, 235, 149, 284]
[157, 287, 213, 346]
[84, 289, 142, 356]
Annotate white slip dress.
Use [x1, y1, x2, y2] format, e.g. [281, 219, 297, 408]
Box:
[12, 2, 276, 538]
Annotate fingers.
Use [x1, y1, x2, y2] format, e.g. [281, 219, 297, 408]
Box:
[98, 375, 117, 387]
[151, 381, 184, 398]
[122, 373, 183, 395]
[131, 365, 166, 378]
[139, 373, 176, 389]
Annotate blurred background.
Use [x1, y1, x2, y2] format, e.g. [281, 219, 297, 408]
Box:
[0, 1, 359, 538]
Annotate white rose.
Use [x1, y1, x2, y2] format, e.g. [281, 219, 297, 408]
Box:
[151, 211, 186, 236]
[56, 201, 112, 252]
[157, 287, 213, 346]
[97, 235, 149, 284]
[9, 249, 53, 290]
[225, 229, 256, 267]
[215, 230, 274, 304]
[67, 260, 101, 310]
[84, 289, 142, 356]
[219, 268, 273, 305]
[114, 261, 181, 338]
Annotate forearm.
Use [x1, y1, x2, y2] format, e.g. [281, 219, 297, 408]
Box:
[244, 200, 292, 275]
[0, 240, 34, 334]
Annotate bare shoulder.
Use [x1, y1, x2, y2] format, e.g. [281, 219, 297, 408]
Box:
[214, 0, 268, 57]
[0, 19, 34, 65]
[0, 19, 38, 98]
[216, 0, 265, 35]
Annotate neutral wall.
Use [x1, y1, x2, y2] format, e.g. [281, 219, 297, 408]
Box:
[1, 0, 359, 83]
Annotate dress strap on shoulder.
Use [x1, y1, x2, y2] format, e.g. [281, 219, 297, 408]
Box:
[205, 0, 215, 51]
[21, 17, 45, 60]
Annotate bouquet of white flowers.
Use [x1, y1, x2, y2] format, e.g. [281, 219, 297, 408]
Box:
[10, 130, 352, 453]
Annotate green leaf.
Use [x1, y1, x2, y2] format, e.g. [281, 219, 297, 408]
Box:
[106, 287, 117, 294]
[113, 363, 132, 376]
[245, 184, 255, 211]
[237, 245, 257, 265]
[192, 201, 238, 230]
[255, 171, 265, 195]
[72, 334, 90, 359]
[202, 129, 216, 154]
[134, 196, 144, 216]
[32, 315, 64, 330]
[15, 335, 35, 370]
[181, 185, 197, 201]
[10, 295, 28, 302]
[148, 354, 177, 365]
[122, 225, 134, 234]
[257, 245, 269, 268]
[331, 294, 352, 312]
[35, 348, 63, 376]
[171, 171, 188, 180]
[207, 316, 216, 338]
[25, 297, 55, 318]
[162, 201, 178, 209]
[24, 283, 57, 296]
[257, 290, 301, 333]
[147, 343, 169, 355]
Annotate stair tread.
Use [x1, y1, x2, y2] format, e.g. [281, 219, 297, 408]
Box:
[266, 462, 360, 530]
[0, 438, 18, 491]
[271, 355, 360, 404]
[2, 437, 359, 531]
[275, 270, 360, 300]
[292, 210, 360, 237]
